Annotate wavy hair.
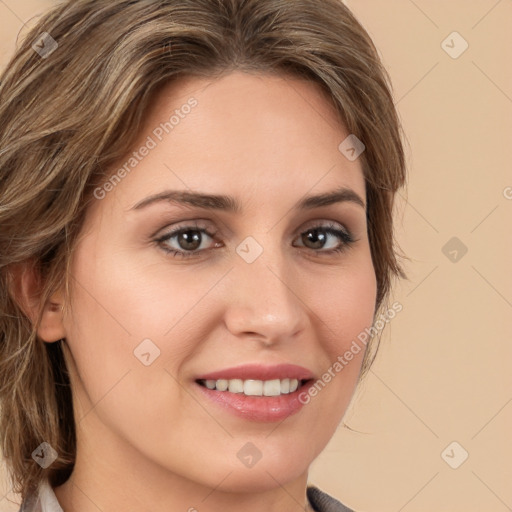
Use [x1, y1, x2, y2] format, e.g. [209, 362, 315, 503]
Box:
[0, 0, 408, 500]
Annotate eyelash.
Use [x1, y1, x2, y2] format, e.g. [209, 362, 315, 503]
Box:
[154, 221, 357, 260]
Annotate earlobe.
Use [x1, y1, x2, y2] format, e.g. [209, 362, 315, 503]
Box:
[38, 290, 67, 343]
[8, 260, 67, 343]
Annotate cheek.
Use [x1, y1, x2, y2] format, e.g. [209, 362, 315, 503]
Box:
[302, 254, 377, 406]
[316, 253, 377, 356]
[66, 236, 191, 343]
[62, 237, 220, 406]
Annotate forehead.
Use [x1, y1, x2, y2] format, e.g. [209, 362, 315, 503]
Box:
[145, 70, 350, 153]
[99, 71, 366, 214]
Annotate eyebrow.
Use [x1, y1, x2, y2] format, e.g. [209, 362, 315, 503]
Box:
[129, 186, 366, 212]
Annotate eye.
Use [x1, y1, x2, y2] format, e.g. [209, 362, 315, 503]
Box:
[293, 221, 357, 256]
[154, 220, 357, 259]
[155, 221, 220, 259]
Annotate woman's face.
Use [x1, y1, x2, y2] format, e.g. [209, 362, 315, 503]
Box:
[58, 71, 377, 492]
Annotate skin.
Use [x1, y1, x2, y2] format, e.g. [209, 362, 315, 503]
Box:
[29, 71, 377, 512]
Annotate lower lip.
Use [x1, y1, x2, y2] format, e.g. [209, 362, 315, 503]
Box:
[195, 381, 313, 422]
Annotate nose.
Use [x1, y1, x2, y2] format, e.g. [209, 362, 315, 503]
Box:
[222, 246, 308, 347]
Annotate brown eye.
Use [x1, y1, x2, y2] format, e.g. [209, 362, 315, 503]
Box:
[171, 229, 203, 251]
[294, 223, 356, 255]
[155, 221, 356, 260]
[156, 224, 220, 259]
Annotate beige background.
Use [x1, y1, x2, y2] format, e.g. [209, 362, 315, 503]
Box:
[1, 1, 511, 511]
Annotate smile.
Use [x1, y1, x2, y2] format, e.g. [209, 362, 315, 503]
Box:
[197, 378, 309, 396]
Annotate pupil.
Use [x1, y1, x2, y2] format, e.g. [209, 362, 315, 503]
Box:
[305, 229, 325, 249]
[180, 230, 201, 250]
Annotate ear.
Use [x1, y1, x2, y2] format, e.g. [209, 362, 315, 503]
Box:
[8, 260, 67, 343]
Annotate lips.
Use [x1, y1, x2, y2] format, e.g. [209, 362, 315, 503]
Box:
[195, 363, 315, 382]
[194, 363, 315, 422]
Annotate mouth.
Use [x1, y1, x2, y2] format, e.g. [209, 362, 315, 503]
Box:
[193, 363, 315, 422]
[196, 377, 312, 397]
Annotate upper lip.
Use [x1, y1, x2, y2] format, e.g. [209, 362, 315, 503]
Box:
[195, 363, 315, 382]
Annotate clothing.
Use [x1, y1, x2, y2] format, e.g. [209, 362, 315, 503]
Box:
[18, 480, 62, 512]
[307, 485, 355, 512]
[18, 479, 355, 512]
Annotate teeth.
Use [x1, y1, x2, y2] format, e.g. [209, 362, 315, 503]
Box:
[216, 379, 228, 391]
[244, 379, 263, 396]
[263, 379, 281, 396]
[228, 379, 243, 393]
[200, 378, 303, 396]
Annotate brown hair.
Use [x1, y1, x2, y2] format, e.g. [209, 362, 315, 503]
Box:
[0, 0, 408, 501]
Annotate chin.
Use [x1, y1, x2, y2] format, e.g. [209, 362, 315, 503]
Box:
[158, 444, 314, 494]
[217, 444, 315, 492]
[208, 462, 309, 494]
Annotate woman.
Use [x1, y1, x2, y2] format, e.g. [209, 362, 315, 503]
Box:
[0, 0, 407, 511]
